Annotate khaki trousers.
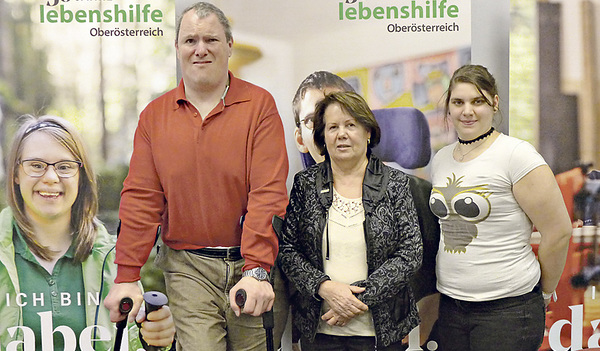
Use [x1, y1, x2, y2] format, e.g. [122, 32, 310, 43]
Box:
[155, 245, 266, 351]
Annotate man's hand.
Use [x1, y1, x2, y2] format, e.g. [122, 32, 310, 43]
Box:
[104, 282, 144, 323]
[229, 276, 274, 317]
[136, 305, 176, 347]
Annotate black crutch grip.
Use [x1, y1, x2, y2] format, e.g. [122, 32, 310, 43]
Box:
[235, 289, 247, 308]
[144, 291, 168, 314]
[234, 289, 274, 351]
[114, 297, 133, 351]
[139, 291, 169, 351]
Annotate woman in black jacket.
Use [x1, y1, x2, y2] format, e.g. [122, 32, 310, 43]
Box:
[279, 91, 422, 350]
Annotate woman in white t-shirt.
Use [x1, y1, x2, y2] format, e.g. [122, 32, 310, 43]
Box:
[429, 64, 572, 351]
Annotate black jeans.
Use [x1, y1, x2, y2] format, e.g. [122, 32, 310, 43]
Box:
[437, 286, 545, 351]
[300, 333, 405, 351]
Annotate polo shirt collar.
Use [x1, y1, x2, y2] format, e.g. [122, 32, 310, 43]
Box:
[174, 71, 251, 109]
[13, 222, 76, 261]
[222, 71, 251, 106]
[173, 79, 187, 108]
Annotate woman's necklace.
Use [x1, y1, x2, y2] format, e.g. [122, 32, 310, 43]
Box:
[458, 127, 495, 144]
[455, 141, 487, 161]
[455, 127, 495, 161]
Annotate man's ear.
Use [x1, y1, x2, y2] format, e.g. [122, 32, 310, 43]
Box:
[294, 127, 309, 153]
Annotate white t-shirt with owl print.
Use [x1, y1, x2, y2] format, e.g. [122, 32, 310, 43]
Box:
[430, 133, 547, 301]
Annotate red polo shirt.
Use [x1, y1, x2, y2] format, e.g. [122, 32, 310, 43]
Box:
[115, 73, 288, 282]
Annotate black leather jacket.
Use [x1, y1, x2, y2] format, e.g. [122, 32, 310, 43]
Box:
[279, 155, 422, 347]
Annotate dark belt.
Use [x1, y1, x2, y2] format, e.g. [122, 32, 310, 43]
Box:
[186, 246, 242, 261]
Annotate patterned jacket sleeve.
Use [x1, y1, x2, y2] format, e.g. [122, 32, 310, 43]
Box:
[279, 172, 330, 300]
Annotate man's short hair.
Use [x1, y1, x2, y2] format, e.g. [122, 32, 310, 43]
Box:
[292, 71, 355, 127]
[175, 2, 233, 44]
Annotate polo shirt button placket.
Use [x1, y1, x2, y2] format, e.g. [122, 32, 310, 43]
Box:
[51, 290, 59, 313]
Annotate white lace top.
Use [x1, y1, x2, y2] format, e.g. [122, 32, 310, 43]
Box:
[318, 188, 375, 336]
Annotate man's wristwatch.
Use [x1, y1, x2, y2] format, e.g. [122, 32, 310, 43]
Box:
[242, 267, 269, 282]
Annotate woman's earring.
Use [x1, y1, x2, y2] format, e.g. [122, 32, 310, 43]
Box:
[367, 138, 370, 145]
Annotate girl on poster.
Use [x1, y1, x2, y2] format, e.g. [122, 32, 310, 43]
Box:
[0, 115, 175, 350]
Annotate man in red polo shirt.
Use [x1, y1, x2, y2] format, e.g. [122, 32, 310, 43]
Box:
[103, 2, 288, 350]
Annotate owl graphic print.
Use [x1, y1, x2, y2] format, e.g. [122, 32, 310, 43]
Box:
[430, 173, 492, 253]
[429, 134, 548, 301]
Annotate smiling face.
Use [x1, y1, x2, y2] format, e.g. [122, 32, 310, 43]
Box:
[175, 11, 232, 92]
[16, 132, 79, 226]
[448, 82, 498, 140]
[323, 102, 371, 167]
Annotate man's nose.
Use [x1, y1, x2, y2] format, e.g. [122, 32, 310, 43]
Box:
[194, 42, 209, 56]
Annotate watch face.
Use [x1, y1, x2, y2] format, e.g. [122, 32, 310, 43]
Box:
[245, 267, 268, 281]
[255, 268, 267, 280]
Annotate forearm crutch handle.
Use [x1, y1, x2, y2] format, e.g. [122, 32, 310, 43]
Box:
[234, 289, 274, 351]
[139, 291, 169, 351]
[114, 297, 134, 351]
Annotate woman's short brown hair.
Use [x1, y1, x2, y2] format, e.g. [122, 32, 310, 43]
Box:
[313, 91, 381, 157]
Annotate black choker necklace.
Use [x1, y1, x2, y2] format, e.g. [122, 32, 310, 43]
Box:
[458, 127, 495, 145]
